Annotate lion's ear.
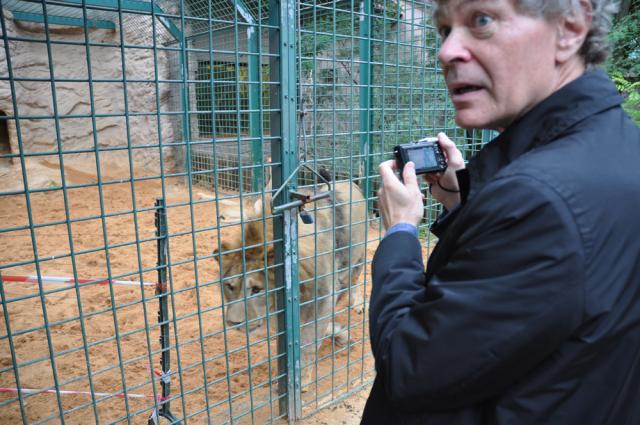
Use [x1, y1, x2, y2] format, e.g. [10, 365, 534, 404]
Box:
[264, 166, 272, 191]
[246, 187, 273, 218]
[254, 167, 273, 216]
[213, 240, 235, 256]
[217, 199, 245, 223]
[213, 235, 242, 255]
[251, 197, 263, 217]
[244, 220, 265, 245]
[263, 189, 273, 215]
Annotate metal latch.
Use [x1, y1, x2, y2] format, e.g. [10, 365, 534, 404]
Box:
[270, 164, 333, 224]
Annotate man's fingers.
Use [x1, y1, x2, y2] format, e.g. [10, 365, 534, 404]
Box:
[387, 159, 399, 171]
[437, 132, 464, 165]
[379, 159, 398, 176]
[402, 162, 420, 191]
[380, 159, 420, 195]
[437, 132, 455, 148]
[378, 160, 403, 190]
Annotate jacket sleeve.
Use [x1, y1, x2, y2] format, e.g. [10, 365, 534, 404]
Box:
[369, 174, 585, 411]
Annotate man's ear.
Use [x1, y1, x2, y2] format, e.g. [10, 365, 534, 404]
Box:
[555, 0, 592, 64]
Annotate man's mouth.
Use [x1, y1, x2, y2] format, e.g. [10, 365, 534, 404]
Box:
[452, 85, 483, 95]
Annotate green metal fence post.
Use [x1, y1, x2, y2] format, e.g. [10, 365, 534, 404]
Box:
[359, 0, 373, 214]
[178, 11, 192, 189]
[269, 0, 301, 419]
[234, 0, 264, 191]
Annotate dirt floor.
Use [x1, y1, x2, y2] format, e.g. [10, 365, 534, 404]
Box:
[298, 386, 369, 425]
[0, 158, 430, 424]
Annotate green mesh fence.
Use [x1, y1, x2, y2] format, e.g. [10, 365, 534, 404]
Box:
[0, 1, 489, 424]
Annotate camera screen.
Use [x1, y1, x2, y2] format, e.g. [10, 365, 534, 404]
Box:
[407, 146, 436, 169]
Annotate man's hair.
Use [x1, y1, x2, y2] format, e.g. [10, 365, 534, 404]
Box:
[516, 0, 618, 66]
[435, 0, 619, 67]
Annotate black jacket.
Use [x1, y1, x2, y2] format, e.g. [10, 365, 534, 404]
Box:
[363, 71, 640, 424]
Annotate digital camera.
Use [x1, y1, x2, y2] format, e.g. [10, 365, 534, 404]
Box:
[394, 137, 447, 175]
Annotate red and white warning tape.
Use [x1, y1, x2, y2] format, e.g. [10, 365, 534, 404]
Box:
[0, 387, 165, 401]
[146, 365, 172, 384]
[1, 275, 156, 287]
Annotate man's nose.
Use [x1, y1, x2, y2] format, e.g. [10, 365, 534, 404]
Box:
[438, 29, 472, 67]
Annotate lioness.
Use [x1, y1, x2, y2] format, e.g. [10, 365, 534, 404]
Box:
[215, 179, 366, 383]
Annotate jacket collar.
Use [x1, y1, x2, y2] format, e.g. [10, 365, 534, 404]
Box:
[459, 70, 623, 203]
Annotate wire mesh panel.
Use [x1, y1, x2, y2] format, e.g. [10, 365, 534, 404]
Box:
[0, 0, 284, 423]
[366, 0, 488, 231]
[0, 0, 481, 424]
[293, 0, 474, 418]
[184, 0, 273, 194]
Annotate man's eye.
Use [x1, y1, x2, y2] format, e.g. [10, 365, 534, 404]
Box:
[438, 26, 451, 39]
[472, 13, 493, 28]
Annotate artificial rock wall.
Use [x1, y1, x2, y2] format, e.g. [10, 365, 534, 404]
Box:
[0, 9, 178, 175]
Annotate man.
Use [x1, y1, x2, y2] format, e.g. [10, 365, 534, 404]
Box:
[363, 0, 640, 423]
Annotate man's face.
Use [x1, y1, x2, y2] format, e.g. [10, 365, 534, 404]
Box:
[436, 0, 561, 130]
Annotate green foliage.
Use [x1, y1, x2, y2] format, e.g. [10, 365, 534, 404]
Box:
[607, 10, 640, 79]
[611, 71, 640, 124]
[607, 10, 640, 125]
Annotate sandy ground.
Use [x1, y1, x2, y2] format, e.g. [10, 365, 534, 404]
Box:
[298, 386, 369, 425]
[0, 158, 430, 424]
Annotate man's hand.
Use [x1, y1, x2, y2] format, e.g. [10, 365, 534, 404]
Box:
[378, 160, 425, 230]
[424, 133, 464, 211]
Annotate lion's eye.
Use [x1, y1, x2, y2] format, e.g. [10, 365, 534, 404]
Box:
[251, 286, 262, 295]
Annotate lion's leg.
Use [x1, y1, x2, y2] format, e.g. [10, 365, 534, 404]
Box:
[327, 321, 349, 347]
[348, 261, 365, 314]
